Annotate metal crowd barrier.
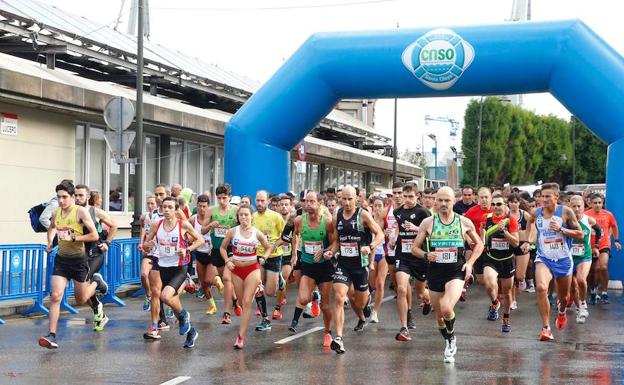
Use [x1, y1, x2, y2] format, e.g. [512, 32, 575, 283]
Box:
[0, 238, 143, 324]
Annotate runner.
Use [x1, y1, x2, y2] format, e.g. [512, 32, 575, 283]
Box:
[220, 204, 273, 349]
[394, 183, 432, 341]
[569, 195, 601, 323]
[386, 182, 403, 301]
[253, 190, 286, 332]
[74, 184, 118, 332]
[329, 185, 384, 354]
[507, 193, 532, 309]
[139, 194, 158, 312]
[481, 193, 519, 332]
[191, 194, 224, 316]
[288, 191, 336, 348]
[412, 186, 483, 363]
[422, 188, 436, 212]
[464, 187, 493, 286]
[208, 184, 241, 324]
[39, 181, 104, 349]
[369, 196, 389, 325]
[274, 194, 296, 320]
[585, 193, 621, 304]
[453, 185, 476, 215]
[526, 183, 584, 341]
[142, 196, 204, 348]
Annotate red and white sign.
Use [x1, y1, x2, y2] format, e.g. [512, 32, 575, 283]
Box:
[297, 142, 306, 161]
[1, 113, 17, 136]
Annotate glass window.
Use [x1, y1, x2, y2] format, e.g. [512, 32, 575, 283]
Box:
[216, 147, 224, 185]
[311, 164, 319, 191]
[89, 127, 106, 198]
[345, 170, 352, 186]
[338, 169, 345, 188]
[202, 145, 215, 194]
[353, 171, 359, 188]
[186, 142, 201, 193]
[145, 136, 159, 194]
[323, 165, 330, 191]
[75, 124, 85, 184]
[330, 167, 338, 188]
[109, 155, 124, 212]
[170, 140, 184, 186]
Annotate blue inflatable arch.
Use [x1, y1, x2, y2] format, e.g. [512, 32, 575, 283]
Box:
[225, 20, 624, 278]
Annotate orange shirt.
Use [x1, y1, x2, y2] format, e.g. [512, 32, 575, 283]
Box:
[585, 208, 617, 249]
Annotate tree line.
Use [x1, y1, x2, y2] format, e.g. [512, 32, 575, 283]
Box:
[460, 97, 607, 187]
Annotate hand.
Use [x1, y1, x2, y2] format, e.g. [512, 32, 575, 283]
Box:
[58, 232, 73, 242]
[549, 219, 561, 232]
[98, 242, 109, 252]
[593, 247, 600, 257]
[368, 262, 375, 271]
[360, 246, 371, 257]
[426, 252, 437, 262]
[209, 221, 220, 228]
[403, 222, 418, 232]
[178, 248, 187, 257]
[258, 257, 266, 266]
[313, 251, 323, 262]
[290, 255, 298, 266]
[226, 260, 235, 271]
[143, 240, 155, 252]
[323, 250, 333, 261]
[520, 242, 530, 254]
[462, 263, 473, 281]
[497, 221, 507, 232]
[47, 243, 54, 253]
[616, 241, 622, 252]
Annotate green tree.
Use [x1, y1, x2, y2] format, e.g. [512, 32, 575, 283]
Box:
[571, 116, 607, 184]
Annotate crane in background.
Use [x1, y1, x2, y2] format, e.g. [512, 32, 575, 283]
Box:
[424, 115, 460, 138]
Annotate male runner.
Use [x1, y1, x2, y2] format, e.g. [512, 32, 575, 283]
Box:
[139, 194, 158, 311]
[75, 184, 118, 331]
[39, 181, 105, 349]
[464, 187, 493, 287]
[274, 194, 296, 320]
[328, 185, 384, 354]
[412, 186, 483, 363]
[526, 183, 583, 341]
[453, 185, 476, 215]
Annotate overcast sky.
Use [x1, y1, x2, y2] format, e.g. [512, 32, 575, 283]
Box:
[43, 0, 624, 160]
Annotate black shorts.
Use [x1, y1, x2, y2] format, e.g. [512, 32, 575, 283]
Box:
[512, 245, 528, 256]
[142, 255, 159, 271]
[599, 248, 611, 257]
[263, 256, 282, 273]
[301, 261, 335, 283]
[482, 255, 515, 279]
[194, 251, 211, 266]
[87, 251, 104, 280]
[159, 265, 188, 293]
[333, 260, 369, 292]
[386, 254, 397, 266]
[427, 262, 466, 293]
[210, 248, 226, 268]
[53, 256, 90, 283]
[529, 248, 537, 261]
[395, 257, 427, 282]
[282, 255, 292, 266]
[473, 255, 484, 275]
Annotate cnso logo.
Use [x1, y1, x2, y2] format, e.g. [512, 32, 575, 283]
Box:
[402, 28, 474, 91]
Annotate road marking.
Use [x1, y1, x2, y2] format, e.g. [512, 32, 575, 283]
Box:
[274, 326, 324, 345]
[160, 376, 191, 385]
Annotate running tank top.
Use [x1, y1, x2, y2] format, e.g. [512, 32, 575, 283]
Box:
[513, 210, 527, 231]
[536, 205, 572, 261]
[210, 205, 238, 249]
[484, 214, 514, 261]
[571, 215, 592, 260]
[300, 214, 329, 264]
[385, 205, 398, 257]
[336, 207, 372, 268]
[55, 205, 86, 258]
[427, 213, 465, 265]
[193, 215, 212, 253]
[148, 209, 165, 256]
[155, 219, 188, 267]
[231, 226, 259, 263]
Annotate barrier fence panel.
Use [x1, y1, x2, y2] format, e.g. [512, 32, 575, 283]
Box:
[99, 241, 125, 307]
[100, 238, 141, 307]
[0, 244, 49, 324]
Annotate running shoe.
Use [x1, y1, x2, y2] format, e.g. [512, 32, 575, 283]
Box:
[555, 313, 567, 330]
[158, 320, 170, 330]
[255, 318, 272, 332]
[363, 295, 372, 319]
[407, 310, 416, 329]
[289, 320, 298, 333]
[589, 292, 597, 305]
[370, 310, 379, 323]
[303, 302, 314, 319]
[165, 307, 175, 319]
[184, 275, 197, 294]
[279, 298, 287, 306]
[566, 295, 574, 309]
[278, 274, 286, 291]
[548, 294, 556, 307]
[94, 301, 104, 322]
[234, 304, 243, 317]
[422, 301, 432, 316]
[330, 336, 346, 354]
[444, 336, 457, 363]
[272, 308, 283, 320]
[143, 296, 151, 312]
[539, 326, 554, 341]
[222, 312, 232, 325]
[353, 319, 366, 332]
[179, 311, 191, 335]
[601, 292, 610, 304]
[518, 280, 527, 291]
[580, 303, 589, 318]
[510, 301, 518, 311]
[143, 325, 161, 340]
[576, 310, 586, 324]
[526, 283, 536, 293]
[323, 331, 333, 347]
[311, 299, 321, 318]
[215, 276, 224, 294]
[234, 335, 244, 349]
[92, 273, 108, 296]
[93, 315, 109, 332]
[395, 327, 411, 341]
[183, 327, 198, 349]
[501, 317, 511, 333]
[487, 303, 500, 321]
[38, 334, 58, 349]
[195, 290, 205, 299]
[206, 298, 217, 315]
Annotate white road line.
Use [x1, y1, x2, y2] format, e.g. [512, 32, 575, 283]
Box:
[160, 376, 191, 385]
[274, 326, 325, 345]
[381, 295, 395, 304]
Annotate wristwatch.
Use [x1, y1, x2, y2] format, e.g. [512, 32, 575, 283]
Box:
[71, 233, 76, 242]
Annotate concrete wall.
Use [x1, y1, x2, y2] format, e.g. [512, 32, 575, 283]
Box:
[0, 101, 75, 244]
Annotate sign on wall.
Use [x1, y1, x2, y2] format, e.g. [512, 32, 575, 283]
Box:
[1, 113, 18, 136]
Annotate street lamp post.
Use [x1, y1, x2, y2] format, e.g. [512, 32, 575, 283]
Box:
[428, 133, 438, 180]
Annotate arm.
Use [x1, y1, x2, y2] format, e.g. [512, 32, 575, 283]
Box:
[560, 207, 584, 240]
[590, 217, 602, 255]
[39, 200, 57, 229]
[257, 230, 274, 261]
[76, 207, 99, 243]
[181, 221, 204, 254]
[462, 217, 484, 266]
[46, 214, 57, 252]
[323, 216, 337, 261]
[361, 210, 384, 255]
[501, 217, 520, 248]
[291, 218, 302, 265]
[411, 217, 432, 259]
[139, 213, 147, 246]
[96, 208, 118, 251]
[220, 229, 235, 270]
[329, 212, 340, 255]
[611, 213, 621, 251]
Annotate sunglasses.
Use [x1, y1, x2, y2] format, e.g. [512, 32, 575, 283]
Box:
[492, 202, 505, 207]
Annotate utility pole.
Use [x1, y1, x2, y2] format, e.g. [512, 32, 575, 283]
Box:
[475, 96, 484, 187]
[131, 0, 145, 238]
[392, 97, 397, 183]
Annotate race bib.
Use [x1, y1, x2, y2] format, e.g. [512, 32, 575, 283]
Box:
[544, 238, 563, 251]
[160, 244, 178, 257]
[571, 244, 585, 257]
[432, 248, 458, 264]
[401, 239, 414, 253]
[236, 242, 255, 254]
[340, 242, 359, 257]
[304, 241, 323, 255]
[214, 227, 228, 238]
[491, 238, 509, 251]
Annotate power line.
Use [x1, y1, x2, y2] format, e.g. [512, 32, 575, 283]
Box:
[150, 0, 398, 12]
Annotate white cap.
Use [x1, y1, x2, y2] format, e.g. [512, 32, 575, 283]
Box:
[230, 195, 241, 205]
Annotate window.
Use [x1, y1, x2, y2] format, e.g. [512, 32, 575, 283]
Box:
[75, 124, 85, 183]
[89, 126, 106, 196]
[338, 169, 345, 187]
[345, 170, 352, 186]
[353, 171, 359, 188]
[169, 140, 183, 186]
[145, 136, 159, 195]
[310, 164, 319, 191]
[202, 145, 215, 194]
[186, 142, 201, 193]
[216, 147, 224, 185]
[371, 172, 382, 184]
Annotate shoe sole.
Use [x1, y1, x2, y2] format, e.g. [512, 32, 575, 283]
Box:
[93, 316, 109, 332]
[444, 356, 455, 363]
[330, 341, 345, 354]
[395, 334, 411, 341]
[539, 335, 554, 341]
[143, 333, 161, 340]
[255, 327, 272, 332]
[288, 327, 297, 333]
[38, 337, 58, 349]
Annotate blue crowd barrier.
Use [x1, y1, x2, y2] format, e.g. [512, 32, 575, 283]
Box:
[100, 238, 142, 307]
[0, 244, 49, 324]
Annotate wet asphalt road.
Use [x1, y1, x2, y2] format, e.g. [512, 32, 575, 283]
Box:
[1, 282, 623, 385]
